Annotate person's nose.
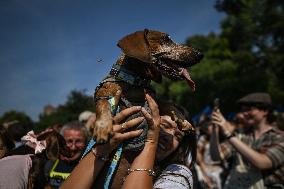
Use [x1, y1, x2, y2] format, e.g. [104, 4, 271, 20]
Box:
[68, 142, 78, 150]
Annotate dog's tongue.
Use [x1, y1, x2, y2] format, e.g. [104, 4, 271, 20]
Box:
[180, 68, 195, 91]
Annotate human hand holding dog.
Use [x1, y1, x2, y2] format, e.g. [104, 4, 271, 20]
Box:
[122, 93, 160, 189]
[94, 106, 145, 156]
[95, 90, 145, 157]
[142, 93, 161, 145]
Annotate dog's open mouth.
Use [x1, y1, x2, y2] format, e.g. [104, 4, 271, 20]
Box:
[157, 61, 196, 91]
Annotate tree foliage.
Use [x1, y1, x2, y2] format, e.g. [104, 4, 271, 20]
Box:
[153, 0, 284, 117]
[1, 0, 283, 128]
[35, 90, 95, 131]
[0, 110, 34, 129]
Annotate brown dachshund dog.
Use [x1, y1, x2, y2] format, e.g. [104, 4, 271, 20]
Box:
[93, 29, 203, 148]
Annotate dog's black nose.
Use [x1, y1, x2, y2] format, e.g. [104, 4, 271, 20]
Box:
[197, 52, 204, 61]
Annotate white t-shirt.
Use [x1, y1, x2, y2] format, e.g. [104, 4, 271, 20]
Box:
[154, 164, 193, 189]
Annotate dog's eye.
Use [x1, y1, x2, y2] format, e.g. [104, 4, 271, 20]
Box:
[161, 35, 172, 43]
[164, 35, 171, 41]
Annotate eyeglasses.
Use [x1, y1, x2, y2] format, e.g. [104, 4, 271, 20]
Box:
[66, 140, 85, 147]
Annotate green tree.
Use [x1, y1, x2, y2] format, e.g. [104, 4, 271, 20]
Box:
[35, 90, 95, 131]
[0, 110, 34, 130]
[215, 0, 284, 102]
[153, 0, 284, 117]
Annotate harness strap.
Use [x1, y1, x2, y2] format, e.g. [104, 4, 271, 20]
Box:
[110, 64, 150, 87]
[81, 96, 122, 189]
[104, 143, 123, 188]
[94, 64, 151, 103]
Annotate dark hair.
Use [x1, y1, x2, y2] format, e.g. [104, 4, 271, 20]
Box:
[260, 105, 276, 124]
[29, 155, 48, 189]
[7, 122, 30, 142]
[0, 125, 15, 151]
[161, 128, 197, 168]
[157, 101, 197, 169]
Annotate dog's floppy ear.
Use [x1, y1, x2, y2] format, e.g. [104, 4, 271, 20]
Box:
[117, 29, 154, 63]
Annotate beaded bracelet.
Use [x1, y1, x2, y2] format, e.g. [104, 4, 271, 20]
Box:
[127, 168, 156, 176]
[91, 148, 109, 162]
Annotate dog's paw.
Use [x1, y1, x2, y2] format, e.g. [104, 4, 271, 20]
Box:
[93, 119, 113, 144]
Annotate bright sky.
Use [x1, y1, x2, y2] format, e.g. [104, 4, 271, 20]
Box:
[0, 0, 224, 121]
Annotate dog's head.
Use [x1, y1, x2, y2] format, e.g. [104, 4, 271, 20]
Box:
[117, 29, 203, 91]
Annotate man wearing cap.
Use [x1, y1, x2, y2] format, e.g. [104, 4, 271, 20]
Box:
[211, 92, 284, 189]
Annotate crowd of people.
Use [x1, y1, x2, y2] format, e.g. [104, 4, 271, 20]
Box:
[0, 92, 283, 189]
[195, 93, 284, 189]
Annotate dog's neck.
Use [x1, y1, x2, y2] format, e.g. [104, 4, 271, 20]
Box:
[109, 64, 150, 87]
[109, 55, 153, 87]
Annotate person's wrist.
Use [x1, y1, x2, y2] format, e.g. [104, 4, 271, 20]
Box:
[224, 130, 236, 140]
[92, 147, 110, 162]
[145, 134, 159, 145]
[127, 168, 156, 176]
[145, 140, 158, 147]
[93, 144, 112, 157]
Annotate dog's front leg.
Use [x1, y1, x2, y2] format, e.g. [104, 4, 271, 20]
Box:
[93, 99, 113, 144]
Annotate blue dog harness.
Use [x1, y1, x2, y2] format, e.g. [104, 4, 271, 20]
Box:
[82, 96, 122, 189]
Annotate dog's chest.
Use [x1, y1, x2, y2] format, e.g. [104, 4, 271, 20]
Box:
[122, 86, 145, 101]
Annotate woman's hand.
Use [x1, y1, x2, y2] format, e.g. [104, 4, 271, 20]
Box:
[95, 90, 145, 156]
[121, 93, 160, 189]
[142, 93, 160, 144]
[95, 107, 145, 155]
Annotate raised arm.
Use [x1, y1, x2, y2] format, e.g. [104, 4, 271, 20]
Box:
[122, 93, 160, 189]
[211, 110, 273, 170]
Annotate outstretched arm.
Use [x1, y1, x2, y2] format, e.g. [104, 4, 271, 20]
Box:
[122, 93, 160, 189]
